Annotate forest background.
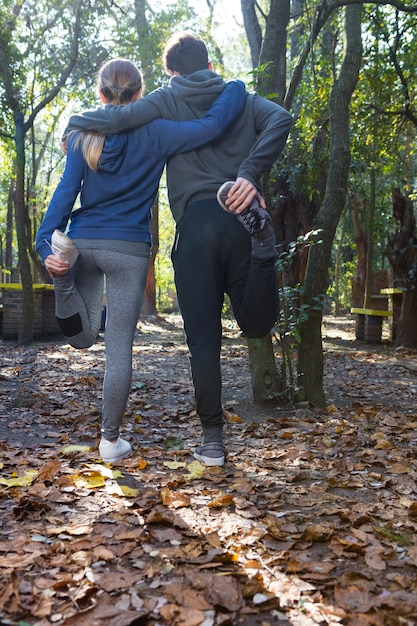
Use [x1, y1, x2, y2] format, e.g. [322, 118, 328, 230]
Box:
[1, 0, 417, 408]
[1, 3, 417, 624]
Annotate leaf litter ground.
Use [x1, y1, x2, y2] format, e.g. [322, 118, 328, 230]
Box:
[0, 314, 416, 626]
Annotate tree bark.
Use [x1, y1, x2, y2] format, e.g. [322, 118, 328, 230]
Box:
[298, 4, 363, 406]
[334, 207, 346, 315]
[387, 189, 417, 348]
[14, 114, 34, 344]
[351, 193, 367, 307]
[396, 286, 417, 348]
[258, 0, 290, 102]
[248, 336, 283, 403]
[240, 0, 262, 69]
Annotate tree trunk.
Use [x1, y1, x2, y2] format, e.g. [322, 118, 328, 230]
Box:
[334, 207, 346, 316]
[258, 0, 290, 102]
[396, 286, 417, 348]
[351, 193, 367, 307]
[247, 336, 283, 403]
[240, 0, 262, 69]
[387, 189, 417, 348]
[298, 4, 363, 406]
[14, 113, 34, 345]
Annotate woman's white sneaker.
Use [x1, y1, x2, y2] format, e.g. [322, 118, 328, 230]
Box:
[99, 437, 132, 463]
[51, 229, 79, 267]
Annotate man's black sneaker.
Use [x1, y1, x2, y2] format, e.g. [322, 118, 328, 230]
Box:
[194, 442, 225, 466]
[217, 181, 273, 240]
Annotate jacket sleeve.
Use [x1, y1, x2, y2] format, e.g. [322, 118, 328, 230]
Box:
[65, 89, 168, 134]
[237, 93, 293, 187]
[149, 80, 247, 157]
[35, 140, 84, 262]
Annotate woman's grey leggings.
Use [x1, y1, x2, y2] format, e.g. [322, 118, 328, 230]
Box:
[53, 243, 150, 441]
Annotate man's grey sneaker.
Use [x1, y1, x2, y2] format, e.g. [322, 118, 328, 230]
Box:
[99, 437, 132, 463]
[217, 181, 274, 240]
[51, 229, 79, 267]
[194, 442, 225, 467]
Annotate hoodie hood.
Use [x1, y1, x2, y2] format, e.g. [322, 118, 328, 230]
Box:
[99, 132, 128, 173]
[168, 70, 225, 111]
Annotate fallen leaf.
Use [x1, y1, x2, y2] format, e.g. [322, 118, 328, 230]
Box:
[61, 444, 91, 454]
[163, 460, 187, 469]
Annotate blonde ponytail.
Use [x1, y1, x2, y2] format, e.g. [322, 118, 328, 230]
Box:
[98, 58, 143, 105]
[68, 58, 142, 172]
[67, 130, 105, 172]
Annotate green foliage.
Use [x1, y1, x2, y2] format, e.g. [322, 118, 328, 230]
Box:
[247, 61, 279, 99]
[108, 0, 196, 92]
[0, 142, 13, 268]
[2, 0, 417, 318]
[347, 6, 417, 269]
[0, 0, 203, 285]
[327, 259, 356, 313]
[285, 3, 417, 317]
[155, 184, 176, 312]
[286, 11, 344, 200]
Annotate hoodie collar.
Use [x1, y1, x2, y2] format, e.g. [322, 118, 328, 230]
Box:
[168, 70, 225, 107]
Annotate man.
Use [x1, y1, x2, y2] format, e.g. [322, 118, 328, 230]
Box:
[65, 32, 293, 467]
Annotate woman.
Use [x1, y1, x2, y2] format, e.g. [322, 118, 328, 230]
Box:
[36, 58, 245, 463]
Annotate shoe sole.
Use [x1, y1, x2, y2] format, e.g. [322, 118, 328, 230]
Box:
[101, 455, 131, 463]
[193, 451, 225, 466]
[217, 182, 270, 236]
[100, 448, 132, 463]
[217, 181, 235, 213]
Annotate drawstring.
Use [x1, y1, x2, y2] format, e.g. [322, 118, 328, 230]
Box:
[174, 231, 180, 251]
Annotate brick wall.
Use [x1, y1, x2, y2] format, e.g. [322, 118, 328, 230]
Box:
[1, 287, 62, 340]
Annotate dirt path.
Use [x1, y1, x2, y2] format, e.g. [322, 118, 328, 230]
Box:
[0, 315, 416, 625]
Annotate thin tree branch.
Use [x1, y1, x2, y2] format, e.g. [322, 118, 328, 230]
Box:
[24, 0, 83, 131]
[284, 0, 417, 110]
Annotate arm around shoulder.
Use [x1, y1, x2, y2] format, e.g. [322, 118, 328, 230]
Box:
[65, 94, 165, 134]
[204, 80, 246, 129]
